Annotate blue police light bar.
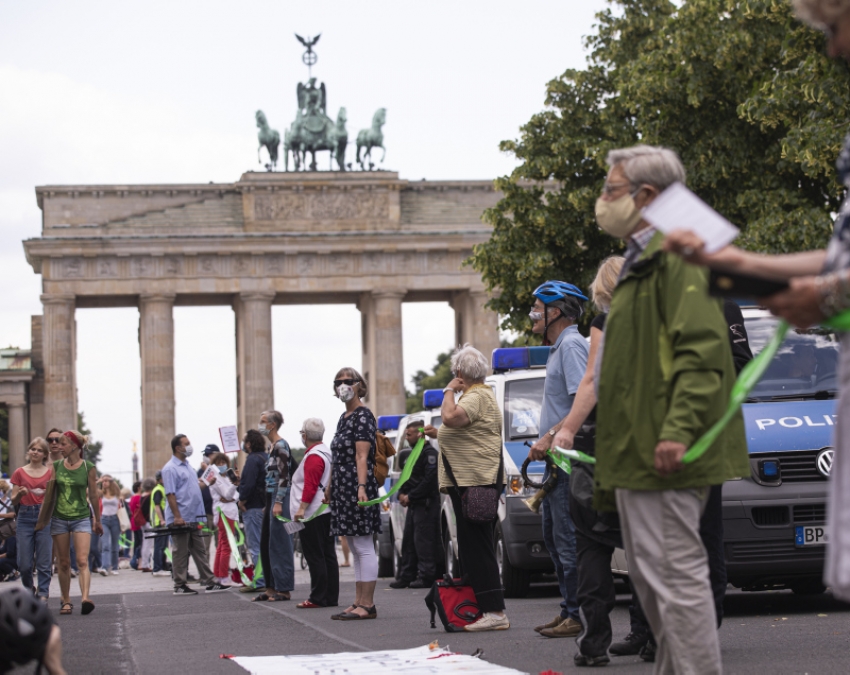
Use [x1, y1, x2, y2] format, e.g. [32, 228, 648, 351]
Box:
[492, 346, 551, 372]
[377, 414, 405, 432]
[423, 389, 445, 409]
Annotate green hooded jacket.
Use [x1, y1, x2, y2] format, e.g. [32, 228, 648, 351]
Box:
[594, 232, 749, 510]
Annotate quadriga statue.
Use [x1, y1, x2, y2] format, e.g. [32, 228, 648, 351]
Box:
[255, 110, 280, 171]
[356, 108, 386, 171]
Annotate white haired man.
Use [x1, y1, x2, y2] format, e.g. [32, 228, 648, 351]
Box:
[594, 145, 749, 673]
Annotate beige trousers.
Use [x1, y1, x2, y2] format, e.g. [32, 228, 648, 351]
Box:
[616, 487, 721, 675]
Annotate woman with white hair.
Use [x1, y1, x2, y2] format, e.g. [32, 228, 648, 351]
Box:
[291, 418, 337, 609]
[663, 0, 850, 604]
[432, 343, 508, 631]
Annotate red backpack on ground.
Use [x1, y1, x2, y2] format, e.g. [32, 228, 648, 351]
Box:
[425, 577, 482, 632]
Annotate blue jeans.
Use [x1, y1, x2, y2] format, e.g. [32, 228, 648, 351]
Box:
[101, 515, 121, 571]
[541, 467, 579, 621]
[243, 507, 264, 586]
[153, 534, 167, 572]
[264, 490, 295, 592]
[89, 530, 102, 571]
[17, 505, 53, 598]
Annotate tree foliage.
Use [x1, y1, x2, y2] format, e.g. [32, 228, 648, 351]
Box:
[470, 0, 850, 333]
[78, 411, 103, 468]
[405, 352, 453, 414]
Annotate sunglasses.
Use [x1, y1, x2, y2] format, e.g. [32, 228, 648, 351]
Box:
[48, 437, 61, 444]
[333, 378, 358, 387]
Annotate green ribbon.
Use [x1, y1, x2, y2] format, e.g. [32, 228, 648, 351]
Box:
[218, 508, 253, 586]
[357, 431, 426, 507]
[164, 547, 172, 563]
[275, 503, 329, 524]
[681, 319, 790, 464]
[118, 532, 133, 549]
[824, 310, 850, 331]
[551, 446, 596, 465]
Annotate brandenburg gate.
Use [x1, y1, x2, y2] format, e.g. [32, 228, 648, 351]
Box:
[22, 171, 502, 472]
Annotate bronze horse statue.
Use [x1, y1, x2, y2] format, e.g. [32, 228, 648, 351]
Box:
[255, 110, 280, 171]
[356, 108, 386, 170]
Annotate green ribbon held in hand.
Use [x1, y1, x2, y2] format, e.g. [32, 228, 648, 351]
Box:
[682, 320, 790, 464]
[275, 503, 329, 524]
[357, 431, 426, 507]
[218, 507, 253, 586]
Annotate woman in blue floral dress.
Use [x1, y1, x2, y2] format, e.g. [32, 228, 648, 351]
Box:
[327, 366, 381, 620]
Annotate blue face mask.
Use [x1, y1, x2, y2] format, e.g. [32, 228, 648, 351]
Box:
[217, 465, 228, 474]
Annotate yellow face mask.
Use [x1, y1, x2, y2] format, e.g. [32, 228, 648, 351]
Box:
[595, 192, 642, 239]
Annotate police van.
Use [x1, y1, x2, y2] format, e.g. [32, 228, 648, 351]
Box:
[610, 307, 838, 594]
[376, 414, 405, 578]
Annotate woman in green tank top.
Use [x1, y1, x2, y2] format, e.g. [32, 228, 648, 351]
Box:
[50, 430, 102, 616]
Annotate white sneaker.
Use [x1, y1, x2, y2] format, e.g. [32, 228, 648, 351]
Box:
[152, 570, 171, 577]
[98, 569, 108, 577]
[111, 570, 119, 576]
[463, 612, 510, 632]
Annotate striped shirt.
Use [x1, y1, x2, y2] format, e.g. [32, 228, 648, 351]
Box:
[437, 385, 504, 491]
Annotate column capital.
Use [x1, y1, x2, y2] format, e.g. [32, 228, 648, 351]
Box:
[372, 288, 407, 300]
[40, 293, 75, 306]
[5, 401, 26, 409]
[139, 293, 176, 304]
[239, 290, 276, 303]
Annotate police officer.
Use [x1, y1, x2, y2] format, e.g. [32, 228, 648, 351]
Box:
[389, 421, 440, 589]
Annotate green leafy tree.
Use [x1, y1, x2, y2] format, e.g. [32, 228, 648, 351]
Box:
[405, 351, 454, 413]
[77, 411, 103, 468]
[471, 0, 850, 333]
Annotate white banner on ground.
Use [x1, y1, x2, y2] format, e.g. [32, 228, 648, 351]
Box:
[230, 644, 529, 675]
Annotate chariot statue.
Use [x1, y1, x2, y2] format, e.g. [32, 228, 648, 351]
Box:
[255, 110, 280, 171]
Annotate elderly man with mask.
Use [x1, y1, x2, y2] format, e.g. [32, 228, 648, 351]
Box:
[592, 145, 749, 674]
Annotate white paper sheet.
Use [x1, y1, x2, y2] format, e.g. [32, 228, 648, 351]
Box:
[218, 425, 241, 453]
[230, 644, 530, 675]
[641, 182, 739, 253]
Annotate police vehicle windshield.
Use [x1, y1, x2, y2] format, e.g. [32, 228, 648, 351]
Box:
[505, 379, 544, 440]
[745, 315, 840, 402]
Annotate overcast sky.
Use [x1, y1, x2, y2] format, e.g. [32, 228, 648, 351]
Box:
[0, 0, 609, 481]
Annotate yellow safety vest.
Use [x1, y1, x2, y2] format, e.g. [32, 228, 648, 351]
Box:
[150, 484, 165, 527]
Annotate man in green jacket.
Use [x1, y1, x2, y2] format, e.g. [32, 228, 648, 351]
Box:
[594, 145, 749, 675]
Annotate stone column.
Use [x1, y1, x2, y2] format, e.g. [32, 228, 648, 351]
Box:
[7, 402, 27, 472]
[234, 292, 275, 440]
[41, 294, 77, 433]
[139, 294, 176, 474]
[452, 290, 500, 369]
[358, 293, 377, 398]
[372, 290, 406, 417]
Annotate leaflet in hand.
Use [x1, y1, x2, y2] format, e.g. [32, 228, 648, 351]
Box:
[642, 182, 739, 253]
[200, 466, 218, 486]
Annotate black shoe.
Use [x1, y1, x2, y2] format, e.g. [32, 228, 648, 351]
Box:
[574, 653, 611, 667]
[205, 583, 230, 593]
[389, 579, 411, 589]
[173, 584, 199, 596]
[408, 578, 431, 589]
[609, 632, 649, 656]
[639, 640, 656, 663]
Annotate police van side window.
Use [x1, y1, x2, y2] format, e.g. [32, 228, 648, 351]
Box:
[505, 378, 544, 440]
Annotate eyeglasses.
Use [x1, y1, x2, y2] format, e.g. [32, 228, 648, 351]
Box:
[333, 378, 358, 387]
[601, 181, 632, 195]
[47, 437, 61, 444]
[299, 430, 306, 435]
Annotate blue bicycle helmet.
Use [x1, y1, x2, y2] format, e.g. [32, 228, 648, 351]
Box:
[532, 281, 588, 304]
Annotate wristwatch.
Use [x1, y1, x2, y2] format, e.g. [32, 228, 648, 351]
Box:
[443, 387, 454, 394]
[548, 429, 557, 437]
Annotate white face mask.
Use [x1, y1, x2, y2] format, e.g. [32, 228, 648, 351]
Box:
[183, 444, 194, 458]
[337, 384, 355, 403]
[529, 311, 543, 322]
[258, 423, 270, 437]
[595, 191, 643, 239]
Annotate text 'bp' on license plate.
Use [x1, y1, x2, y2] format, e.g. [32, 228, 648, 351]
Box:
[795, 525, 829, 547]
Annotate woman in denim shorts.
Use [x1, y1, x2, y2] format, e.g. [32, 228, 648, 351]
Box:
[10, 437, 53, 601]
[51, 430, 102, 616]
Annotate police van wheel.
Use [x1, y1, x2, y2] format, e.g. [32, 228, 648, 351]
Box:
[495, 524, 531, 598]
[378, 527, 394, 578]
[443, 527, 459, 579]
[790, 578, 826, 595]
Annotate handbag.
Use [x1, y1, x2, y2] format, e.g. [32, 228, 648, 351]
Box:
[441, 452, 504, 523]
[425, 576, 482, 632]
[35, 463, 61, 533]
[117, 501, 131, 532]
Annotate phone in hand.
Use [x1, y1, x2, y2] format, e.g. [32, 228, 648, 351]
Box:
[226, 468, 238, 482]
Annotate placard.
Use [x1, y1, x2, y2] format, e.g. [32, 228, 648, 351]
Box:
[219, 425, 241, 453]
[200, 465, 218, 486]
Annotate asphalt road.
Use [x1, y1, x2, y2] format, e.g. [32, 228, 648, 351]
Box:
[8, 577, 850, 675]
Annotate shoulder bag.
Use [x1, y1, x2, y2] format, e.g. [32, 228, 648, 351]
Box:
[34, 463, 60, 532]
[441, 452, 504, 524]
[117, 500, 131, 532]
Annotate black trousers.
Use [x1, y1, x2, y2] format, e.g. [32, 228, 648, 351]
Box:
[299, 514, 339, 606]
[571, 494, 618, 658]
[0, 559, 16, 576]
[629, 483, 727, 637]
[398, 498, 440, 583]
[448, 488, 505, 613]
[260, 494, 274, 590]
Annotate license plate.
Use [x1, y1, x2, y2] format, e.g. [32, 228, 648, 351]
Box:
[795, 525, 828, 547]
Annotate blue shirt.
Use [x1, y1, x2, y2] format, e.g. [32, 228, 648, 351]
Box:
[539, 324, 589, 434]
[161, 455, 205, 525]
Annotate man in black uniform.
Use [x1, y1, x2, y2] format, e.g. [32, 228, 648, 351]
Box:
[389, 421, 440, 589]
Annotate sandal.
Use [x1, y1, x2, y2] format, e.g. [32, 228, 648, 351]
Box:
[297, 599, 323, 609]
[337, 605, 377, 621]
[331, 604, 358, 620]
[81, 600, 95, 615]
[60, 602, 73, 615]
[251, 592, 272, 602]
